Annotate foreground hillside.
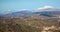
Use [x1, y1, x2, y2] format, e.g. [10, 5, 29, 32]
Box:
[0, 15, 60, 32]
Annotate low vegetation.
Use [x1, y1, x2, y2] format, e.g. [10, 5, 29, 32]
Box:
[0, 16, 60, 32]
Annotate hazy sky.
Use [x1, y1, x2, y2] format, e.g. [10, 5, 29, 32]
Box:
[0, 0, 60, 13]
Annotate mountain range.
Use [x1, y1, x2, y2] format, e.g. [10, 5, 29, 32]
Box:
[0, 6, 60, 18]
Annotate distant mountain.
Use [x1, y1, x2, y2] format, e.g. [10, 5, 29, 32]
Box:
[4, 10, 33, 18]
[33, 11, 60, 17]
[1, 6, 60, 17]
[33, 7, 60, 16]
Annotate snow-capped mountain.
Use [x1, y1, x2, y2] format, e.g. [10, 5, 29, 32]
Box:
[4, 10, 33, 18]
[1, 6, 60, 17]
[33, 6, 60, 16]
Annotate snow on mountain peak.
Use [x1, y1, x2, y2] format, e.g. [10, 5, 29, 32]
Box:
[34, 6, 56, 12]
[18, 9, 29, 11]
[37, 6, 54, 10]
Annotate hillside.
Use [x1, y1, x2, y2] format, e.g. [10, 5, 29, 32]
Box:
[0, 15, 60, 32]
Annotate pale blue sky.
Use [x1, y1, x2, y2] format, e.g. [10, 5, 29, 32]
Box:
[0, 0, 60, 13]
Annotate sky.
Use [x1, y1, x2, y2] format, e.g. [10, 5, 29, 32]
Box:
[0, 0, 60, 14]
